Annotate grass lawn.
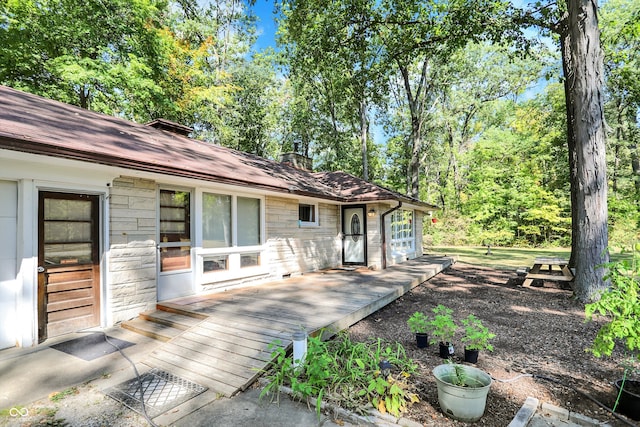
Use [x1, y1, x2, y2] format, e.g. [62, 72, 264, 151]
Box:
[425, 245, 628, 270]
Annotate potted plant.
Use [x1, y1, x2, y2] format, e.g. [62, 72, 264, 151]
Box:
[429, 305, 457, 358]
[460, 314, 495, 363]
[407, 311, 429, 348]
[585, 245, 640, 421]
[432, 362, 492, 422]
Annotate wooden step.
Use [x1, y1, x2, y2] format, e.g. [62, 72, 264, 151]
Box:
[121, 317, 183, 342]
[157, 302, 208, 319]
[139, 309, 202, 330]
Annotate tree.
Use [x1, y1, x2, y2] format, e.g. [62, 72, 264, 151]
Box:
[563, 0, 609, 302]
[0, 0, 170, 119]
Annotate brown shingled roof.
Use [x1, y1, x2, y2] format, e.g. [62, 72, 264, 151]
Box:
[0, 85, 437, 209]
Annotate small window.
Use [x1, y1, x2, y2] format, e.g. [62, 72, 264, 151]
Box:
[203, 255, 228, 273]
[241, 253, 260, 268]
[299, 203, 317, 225]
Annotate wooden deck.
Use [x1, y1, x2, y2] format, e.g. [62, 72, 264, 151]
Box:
[126, 255, 454, 397]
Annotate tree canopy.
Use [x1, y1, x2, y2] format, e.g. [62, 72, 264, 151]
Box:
[1, 0, 638, 301]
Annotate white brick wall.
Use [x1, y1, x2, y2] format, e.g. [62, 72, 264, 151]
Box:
[108, 177, 157, 322]
[266, 196, 341, 276]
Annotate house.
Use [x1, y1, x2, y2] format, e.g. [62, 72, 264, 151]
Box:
[0, 85, 438, 350]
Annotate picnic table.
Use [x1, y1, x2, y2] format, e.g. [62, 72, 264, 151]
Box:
[522, 257, 574, 287]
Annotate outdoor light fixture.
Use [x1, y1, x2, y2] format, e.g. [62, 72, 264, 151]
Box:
[367, 208, 376, 217]
[292, 330, 307, 368]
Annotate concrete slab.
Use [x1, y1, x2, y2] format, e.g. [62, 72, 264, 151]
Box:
[172, 387, 349, 427]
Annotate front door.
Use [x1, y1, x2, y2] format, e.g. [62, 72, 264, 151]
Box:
[342, 206, 366, 265]
[38, 192, 101, 342]
[157, 189, 193, 301]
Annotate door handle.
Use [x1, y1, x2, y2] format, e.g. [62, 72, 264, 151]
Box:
[37, 266, 45, 273]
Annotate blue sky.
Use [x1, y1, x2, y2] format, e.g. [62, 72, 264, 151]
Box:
[252, 0, 278, 51]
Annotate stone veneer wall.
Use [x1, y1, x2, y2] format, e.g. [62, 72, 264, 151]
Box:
[108, 176, 158, 323]
[266, 196, 341, 276]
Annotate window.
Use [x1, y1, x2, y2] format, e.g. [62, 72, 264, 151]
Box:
[203, 255, 228, 272]
[238, 197, 261, 245]
[390, 210, 414, 253]
[298, 202, 318, 226]
[241, 253, 260, 268]
[202, 193, 231, 248]
[200, 192, 264, 280]
[159, 189, 191, 272]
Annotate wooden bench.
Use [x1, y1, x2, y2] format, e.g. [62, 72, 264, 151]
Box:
[522, 257, 574, 287]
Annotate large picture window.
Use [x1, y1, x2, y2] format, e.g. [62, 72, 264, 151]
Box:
[202, 193, 231, 248]
[199, 192, 264, 281]
[390, 210, 414, 252]
[238, 197, 261, 245]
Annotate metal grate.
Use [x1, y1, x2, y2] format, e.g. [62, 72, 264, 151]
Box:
[105, 368, 207, 418]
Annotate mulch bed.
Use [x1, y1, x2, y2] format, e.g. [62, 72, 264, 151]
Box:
[348, 263, 630, 426]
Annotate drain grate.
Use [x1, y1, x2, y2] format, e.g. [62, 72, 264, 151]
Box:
[105, 368, 207, 418]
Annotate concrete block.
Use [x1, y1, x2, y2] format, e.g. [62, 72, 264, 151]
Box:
[569, 410, 609, 426]
[508, 396, 539, 427]
[540, 402, 569, 421]
[369, 409, 398, 424]
[398, 416, 424, 427]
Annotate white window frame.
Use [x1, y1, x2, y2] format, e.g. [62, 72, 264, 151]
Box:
[195, 189, 267, 285]
[298, 201, 319, 227]
[389, 209, 415, 254]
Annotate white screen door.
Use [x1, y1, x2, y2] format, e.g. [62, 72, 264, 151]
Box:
[158, 189, 193, 300]
[342, 206, 366, 265]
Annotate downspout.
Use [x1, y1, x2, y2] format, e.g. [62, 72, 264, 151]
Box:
[381, 202, 402, 270]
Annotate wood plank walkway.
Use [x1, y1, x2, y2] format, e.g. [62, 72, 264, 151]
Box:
[135, 255, 454, 397]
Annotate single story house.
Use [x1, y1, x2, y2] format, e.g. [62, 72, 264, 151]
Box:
[0, 85, 438, 350]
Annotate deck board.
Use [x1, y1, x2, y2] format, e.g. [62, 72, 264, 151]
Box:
[142, 256, 454, 397]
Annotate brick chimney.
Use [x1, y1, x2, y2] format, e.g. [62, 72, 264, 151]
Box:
[280, 152, 313, 171]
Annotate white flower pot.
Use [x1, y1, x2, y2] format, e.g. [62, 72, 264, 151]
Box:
[432, 364, 492, 422]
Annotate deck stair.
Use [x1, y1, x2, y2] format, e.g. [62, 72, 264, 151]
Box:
[121, 255, 456, 400]
[121, 305, 203, 342]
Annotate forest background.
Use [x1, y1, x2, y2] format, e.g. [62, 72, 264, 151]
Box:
[1, 0, 638, 250]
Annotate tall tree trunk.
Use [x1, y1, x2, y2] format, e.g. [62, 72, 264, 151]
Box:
[566, 0, 610, 302]
[559, 21, 579, 269]
[630, 121, 640, 197]
[360, 99, 369, 181]
[398, 59, 429, 199]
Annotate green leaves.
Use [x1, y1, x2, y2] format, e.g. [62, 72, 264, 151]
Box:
[585, 247, 640, 371]
[260, 331, 418, 417]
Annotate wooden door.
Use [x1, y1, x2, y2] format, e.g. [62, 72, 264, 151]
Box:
[38, 192, 100, 342]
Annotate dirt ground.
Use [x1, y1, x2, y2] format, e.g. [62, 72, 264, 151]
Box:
[348, 262, 630, 426]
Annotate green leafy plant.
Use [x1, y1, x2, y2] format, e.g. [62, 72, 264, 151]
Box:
[407, 311, 429, 334]
[361, 373, 419, 417]
[585, 244, 640, 411]
[452, 363, 468, 387]
[461, 314, 495, 351]
[260, 331, 418, 418]
[428, 305, 457, 345]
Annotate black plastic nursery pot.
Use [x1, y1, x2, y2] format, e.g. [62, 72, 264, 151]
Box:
[615, 379, 640, 421]
[416, 333, 429, 348]
[464, 348, 479, 364]
[439, 342, 454, 358]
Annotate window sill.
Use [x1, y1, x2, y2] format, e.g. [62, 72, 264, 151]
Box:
[199, 267, 269, 286]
